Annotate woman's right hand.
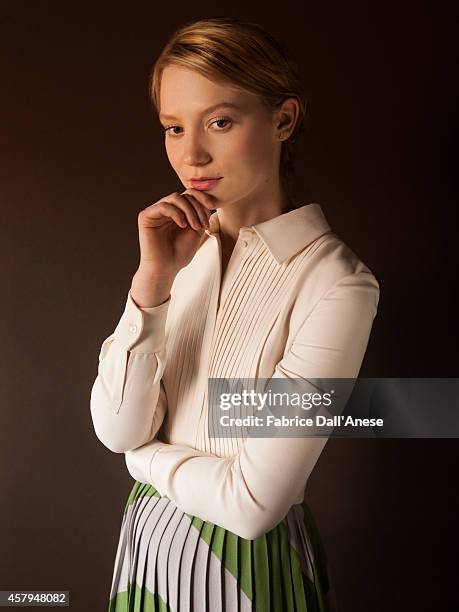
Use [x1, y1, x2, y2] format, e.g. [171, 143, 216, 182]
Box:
[137, 189, 216, 278]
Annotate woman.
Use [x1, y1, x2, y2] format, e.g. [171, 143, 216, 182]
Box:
[90, 16, 380, 611]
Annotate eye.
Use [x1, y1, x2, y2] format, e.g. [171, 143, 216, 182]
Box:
[163, 125, 183, 136]
[162, 116, 233, 137]
[209, 117, 233, 130]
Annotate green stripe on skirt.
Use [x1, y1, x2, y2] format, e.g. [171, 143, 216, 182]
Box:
[108, 481, 337, 611]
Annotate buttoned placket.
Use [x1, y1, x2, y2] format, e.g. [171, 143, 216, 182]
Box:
[214, 227, 255, 318]
[196, 227, 256, 451]
[211, 229, 255, 388]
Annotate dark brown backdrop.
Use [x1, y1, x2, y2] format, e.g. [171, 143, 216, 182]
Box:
[1, 2, 458, 610]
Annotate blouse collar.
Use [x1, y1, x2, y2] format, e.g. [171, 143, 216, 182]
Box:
[205, 202, 332, 264]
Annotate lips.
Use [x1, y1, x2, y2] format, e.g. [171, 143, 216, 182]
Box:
[189, 177, 222, 191]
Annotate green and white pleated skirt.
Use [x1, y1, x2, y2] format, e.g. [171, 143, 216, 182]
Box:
[108, 481, 337, 611]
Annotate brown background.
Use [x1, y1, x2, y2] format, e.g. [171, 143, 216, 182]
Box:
[1, 1, 458, 610]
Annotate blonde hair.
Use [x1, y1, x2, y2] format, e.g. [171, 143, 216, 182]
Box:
[149, 17, 307, 197]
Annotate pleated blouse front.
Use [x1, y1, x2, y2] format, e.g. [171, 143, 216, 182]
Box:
[90, 202, 380, 541]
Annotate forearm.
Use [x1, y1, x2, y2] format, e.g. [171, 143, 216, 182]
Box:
[90, 289, 170, 453]
[130, 266, 174, 307]
[125, 440, 266, 539]
[125, 434, 327, 540]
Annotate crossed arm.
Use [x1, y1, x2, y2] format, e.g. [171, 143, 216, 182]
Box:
[124, 271, 380, 540]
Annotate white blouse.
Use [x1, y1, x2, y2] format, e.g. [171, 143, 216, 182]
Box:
[90, 202, 380, 539]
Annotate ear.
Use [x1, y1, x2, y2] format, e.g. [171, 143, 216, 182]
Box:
[273, 97, 300, 140]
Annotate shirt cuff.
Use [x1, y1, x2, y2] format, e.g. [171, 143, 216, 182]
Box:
[124, 441, 167, 482]
[113, 289, 171, 353]
[147, 441, 172, 494]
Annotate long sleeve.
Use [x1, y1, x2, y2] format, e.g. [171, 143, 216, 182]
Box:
[90, 290, 171, 453]
[125, 270, 380, 539]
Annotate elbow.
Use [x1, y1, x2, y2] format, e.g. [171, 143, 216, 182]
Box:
[231, 486, 307, 540]
[233, 511, 281, 541]
[91, 428, 133, 454]
[89, 405, 130, 453]
[223, 458, 293, 540]
[91, 421, 154, 453]
[236, 525, 267, 541]
[90, 407, 151, 453]
[90, 383, 155, 453]
[229, 503, 287, 541]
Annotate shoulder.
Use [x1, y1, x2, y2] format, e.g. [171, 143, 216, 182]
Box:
[289, 231, 380, 323]
[296, 230, 378, 288]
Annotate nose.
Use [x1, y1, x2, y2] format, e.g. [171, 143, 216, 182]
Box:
[182, 131, 211, 166]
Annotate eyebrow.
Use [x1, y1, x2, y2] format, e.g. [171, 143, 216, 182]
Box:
[159, 102, 242, 122]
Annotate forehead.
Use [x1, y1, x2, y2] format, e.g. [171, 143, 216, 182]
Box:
[159, 64, 260, 117]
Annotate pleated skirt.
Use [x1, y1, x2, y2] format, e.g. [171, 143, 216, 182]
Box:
[108, 481, 337, 612]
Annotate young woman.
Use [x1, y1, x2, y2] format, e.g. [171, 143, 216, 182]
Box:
[90, 17, 380, 612]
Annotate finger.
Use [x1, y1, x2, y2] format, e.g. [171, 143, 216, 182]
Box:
[141, 201, 188, 228]
[158, 202, 189, 228]
[167, 192, 204, 230]
[179, 192, 211, 228]
[181, 188, 216, 211]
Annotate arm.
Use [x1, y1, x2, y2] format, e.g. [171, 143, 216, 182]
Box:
[90, 289, 171, 453]
[125, 270, 380, 539]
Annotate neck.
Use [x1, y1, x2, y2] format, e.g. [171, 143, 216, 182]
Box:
[215, 180, 295, 243]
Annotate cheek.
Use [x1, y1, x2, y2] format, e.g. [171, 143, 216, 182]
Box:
[224, 127, 271, 167]
[165, 141, 177, 166]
